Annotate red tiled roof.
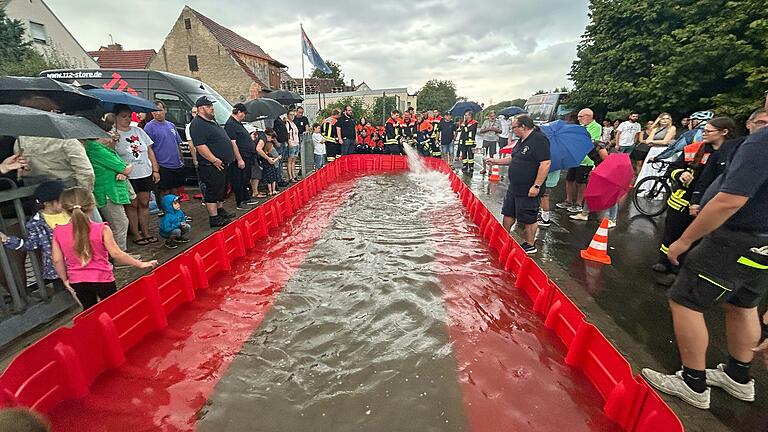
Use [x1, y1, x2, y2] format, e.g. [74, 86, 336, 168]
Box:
[87, 49, 156, 69]
[189, 8, 287, 68]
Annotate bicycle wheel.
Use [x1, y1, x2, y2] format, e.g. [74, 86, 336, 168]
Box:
[632, 176, 671, 217]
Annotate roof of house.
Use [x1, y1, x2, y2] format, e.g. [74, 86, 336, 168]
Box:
[87, 49, 156, 69]
[188, 7, 287, 69]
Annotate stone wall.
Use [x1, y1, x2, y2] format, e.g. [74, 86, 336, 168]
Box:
[148, 7, 253, 103]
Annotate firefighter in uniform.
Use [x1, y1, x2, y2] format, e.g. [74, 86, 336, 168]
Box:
[384, 109, 402, 155]
[429, 110, 443, 158]
[654, 117, 735, 285]
[321, 109, 340, 162]
[400, 112, 416, 147]
[457, 110, 478, 173]
[416, 119, 433, 157]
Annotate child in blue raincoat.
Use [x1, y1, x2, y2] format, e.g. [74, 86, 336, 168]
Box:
[158, 195, 190, 249]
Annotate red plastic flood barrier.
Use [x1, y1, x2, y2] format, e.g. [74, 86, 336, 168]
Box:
[0, 155, 682, 432]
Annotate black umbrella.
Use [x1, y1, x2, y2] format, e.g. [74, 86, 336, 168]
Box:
[498, 106, 526, 117]
[243, 98, 288, 122]
[265, 90, 304, 105]
[0, 76, 101, 113]
[0, 105, 109, 139]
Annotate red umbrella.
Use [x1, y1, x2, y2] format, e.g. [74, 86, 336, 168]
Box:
[499, 139, 518, 155]
[584, 153, 634, 211]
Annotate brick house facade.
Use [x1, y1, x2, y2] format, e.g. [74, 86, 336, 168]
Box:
[149, 6, 287, 103]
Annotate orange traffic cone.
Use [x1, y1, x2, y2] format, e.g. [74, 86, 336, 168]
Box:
[580, 218, 612, 265]
[489, 164, 500, 182]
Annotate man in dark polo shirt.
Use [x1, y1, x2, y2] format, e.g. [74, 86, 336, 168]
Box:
[642, 116, 768, 410]
[485, 115, 551, 254]
[336, 105, 356, 156]
[188, 96, 236, 227]
[225, 103, 257, 210]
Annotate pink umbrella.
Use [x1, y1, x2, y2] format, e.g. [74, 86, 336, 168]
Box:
[584, 153, 634, 211]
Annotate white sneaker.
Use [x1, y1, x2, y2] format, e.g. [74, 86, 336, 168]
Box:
[569, 212, 588, 221]
[607, 219, 617, 229]
[705, 363, 755, 402]
[641, 368, 710, 409]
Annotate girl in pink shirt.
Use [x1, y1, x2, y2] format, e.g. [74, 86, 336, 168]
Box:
[52, 187, 157, 309]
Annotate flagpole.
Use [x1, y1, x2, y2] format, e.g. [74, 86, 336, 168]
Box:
[300, 24, 306, 98]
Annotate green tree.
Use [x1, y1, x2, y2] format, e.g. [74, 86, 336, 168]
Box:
[569, 0, 768, 121]
[0, 9, 47, 76]
[317, 96, 368, 123]
[417, 79, 457, 113]
[310, 60, 345, 88]
[0, 9, 73, 76]
[369, 95, 398, 125]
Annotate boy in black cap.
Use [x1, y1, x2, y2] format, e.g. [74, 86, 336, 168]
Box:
[189, 96, 237, 227]
[0, 180, 69, 284]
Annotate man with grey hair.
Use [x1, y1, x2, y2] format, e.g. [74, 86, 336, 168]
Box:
[478, 110, 502, 174]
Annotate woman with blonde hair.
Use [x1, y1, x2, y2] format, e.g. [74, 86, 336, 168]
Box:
[52, 187, 157, 309]
[635, 113, 677, 195]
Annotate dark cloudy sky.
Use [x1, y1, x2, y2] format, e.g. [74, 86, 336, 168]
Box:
[47, 0, 589, 104]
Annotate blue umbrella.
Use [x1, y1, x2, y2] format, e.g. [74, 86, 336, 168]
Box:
[84, 88, 159, 113]
[498, 106, 526, 117]
[448, 101, 483, 117]
[539, 120, 594, 171]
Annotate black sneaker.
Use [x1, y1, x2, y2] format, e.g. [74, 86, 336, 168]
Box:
[245, 198, 260, 206]
[164, 239, 178, 249]
[218, 208, 235, 219]
[185, 216, 193, 222]
[236, 202, 249, 210]
[651, 263, 670, 273]
[209, 215, 229, 228]
[176, 237, 191, 243]
[521, 242, 538, 255]
[537, 218, 552, 227]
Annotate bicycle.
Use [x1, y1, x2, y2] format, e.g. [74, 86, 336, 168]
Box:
[632, 160, 672, 217]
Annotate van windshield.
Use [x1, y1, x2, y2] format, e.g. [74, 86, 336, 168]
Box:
[525, 103, 554, 124]
[190, 89, 233, 125]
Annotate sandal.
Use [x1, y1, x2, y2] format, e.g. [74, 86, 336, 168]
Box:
[132, 238, 150, 246]
[144, 236, 159, 244]
[254, 193, 267, 198]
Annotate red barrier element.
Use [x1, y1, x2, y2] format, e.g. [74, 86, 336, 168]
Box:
[0, 155, 683, 432]
[544, 287, 586, 349]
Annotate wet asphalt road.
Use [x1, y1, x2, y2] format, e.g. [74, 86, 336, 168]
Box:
[459, 165, 768, 432]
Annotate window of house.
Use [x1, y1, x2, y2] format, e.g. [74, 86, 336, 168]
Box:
[188, 55, 199, 72]
[184, 18, 191, 29]
[29, 21, 47, 44]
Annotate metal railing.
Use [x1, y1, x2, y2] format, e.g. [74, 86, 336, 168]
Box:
[0, 179, 75, 348]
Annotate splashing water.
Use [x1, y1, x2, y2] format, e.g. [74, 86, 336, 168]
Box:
[401, 142, 455, 211]
[402, 142, 428, 175]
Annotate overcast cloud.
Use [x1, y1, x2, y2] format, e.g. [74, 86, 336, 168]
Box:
[47, 0, 589, 104]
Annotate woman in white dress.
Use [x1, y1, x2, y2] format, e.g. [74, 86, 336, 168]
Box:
[635, 113, 677, 196]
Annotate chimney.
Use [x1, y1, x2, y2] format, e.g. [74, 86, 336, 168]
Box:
[101, 43, 123, 52]
[351, 79, 355, 89]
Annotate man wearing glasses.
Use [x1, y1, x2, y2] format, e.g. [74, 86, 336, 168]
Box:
[485, 115, 551, 254]
[642, 97, 768, 410]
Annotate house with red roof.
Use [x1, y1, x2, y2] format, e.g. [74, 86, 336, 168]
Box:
[88, 43, 155, 69]
[149, 6, 287, 103]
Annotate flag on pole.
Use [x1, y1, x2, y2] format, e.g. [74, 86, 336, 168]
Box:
[301, 25, 331, 74]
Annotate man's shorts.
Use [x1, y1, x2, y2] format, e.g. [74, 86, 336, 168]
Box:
[566, 166, 592, 184]
[197, 164, 227, 203]
[157, 166, 186, 190]
[668, 228, 768, 312]
[287, 145, 300, 158]
[501, 187, 540, 225]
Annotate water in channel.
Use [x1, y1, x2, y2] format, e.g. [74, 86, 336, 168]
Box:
[197, 155, 617, 431]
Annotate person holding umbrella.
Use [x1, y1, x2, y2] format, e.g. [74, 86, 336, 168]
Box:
[485, 115, 551, 254]
[457, 110, 479, 174]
